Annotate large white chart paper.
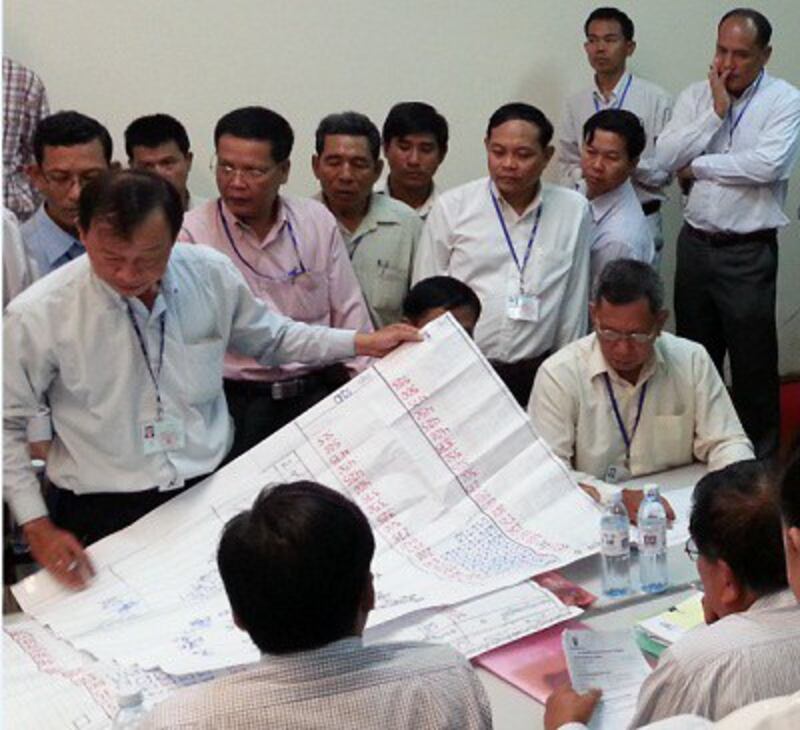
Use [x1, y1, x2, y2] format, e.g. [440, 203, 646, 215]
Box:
[14, 314, 599, 674]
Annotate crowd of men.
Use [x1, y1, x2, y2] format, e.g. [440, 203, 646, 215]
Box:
[3, 5, 800, 729]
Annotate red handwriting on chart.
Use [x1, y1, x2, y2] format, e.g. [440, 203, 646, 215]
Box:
[390, 377, 569, 556]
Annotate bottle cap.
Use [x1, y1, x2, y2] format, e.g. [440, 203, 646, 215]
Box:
[643, 483, 660, 498]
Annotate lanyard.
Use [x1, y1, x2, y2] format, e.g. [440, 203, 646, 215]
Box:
[603, 373, 647, 460]
[127, 304, 166, 417]
[218, 200, 307, 280]
[593, 73, 633, 113]
[727, 69, 763, 145]
[490, 186, 543, 282]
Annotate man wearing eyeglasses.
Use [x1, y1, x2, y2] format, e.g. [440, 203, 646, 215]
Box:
[528, 259, 753, 518]
[179, 107, 372, 460]
[21, 110, 112, 278]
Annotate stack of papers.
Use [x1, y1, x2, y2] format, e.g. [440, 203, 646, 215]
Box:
[636, 591, 705, 657]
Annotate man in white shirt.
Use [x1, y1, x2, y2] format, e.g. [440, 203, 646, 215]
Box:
[529, 259, 753, 513]
[580, 109, 654, 290]
[379, 102, 448, 219]
[3, 170, 418, 590]
[655, 9, 800, 459]
[313, 111, 422, 328]
[414, 102, 591, 406]
[559, 7, 672, 263]
[142, 481, 491, 729]
[546, 457, 800, 729]
[125, 113, 206, 212]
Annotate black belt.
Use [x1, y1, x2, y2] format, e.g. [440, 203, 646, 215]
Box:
[686, 223, 777, 247]
[224, 364, 349, 401]
[641, 200, 661, 216]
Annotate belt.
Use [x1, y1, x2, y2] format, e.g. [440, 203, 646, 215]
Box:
[685, 223, 777, 247]
[225, 372, 328, 401]
[641, 200, 661, 216]
[489, 352, 551, 372]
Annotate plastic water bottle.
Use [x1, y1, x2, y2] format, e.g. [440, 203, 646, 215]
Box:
[112, 688, 147, 729]
[600, 490, 631, 597]
[638, 484, 668, 594]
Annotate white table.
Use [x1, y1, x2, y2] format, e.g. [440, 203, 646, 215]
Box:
[479, 463, 706, 729]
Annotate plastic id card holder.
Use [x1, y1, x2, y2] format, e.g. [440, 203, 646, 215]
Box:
[141, 416, 186, 455]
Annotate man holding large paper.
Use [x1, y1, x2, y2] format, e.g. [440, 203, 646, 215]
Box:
[528, 259, 753, 517]
[3, 169, 418, 590]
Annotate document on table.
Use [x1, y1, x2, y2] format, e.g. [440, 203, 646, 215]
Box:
[14, 314, 600, 674]
[563, 629, 652, 730]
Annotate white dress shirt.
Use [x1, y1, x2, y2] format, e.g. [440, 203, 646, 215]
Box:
[587, 179, 655, 289]
[528, 332, 753, 494]
[141, 637, 492, 730]
[631, 590, 800, 726]
[2, 207, 37, 309]
[559, 73, 673, 204]
[413, 177, 591, 362]
[655, 71, 800, 233]
[3, 244, 356, 525]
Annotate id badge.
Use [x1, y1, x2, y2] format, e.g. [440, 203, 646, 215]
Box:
[506, 292, 540, 321]
[141, 416, 186, 454]
[605, 464, 631, 484]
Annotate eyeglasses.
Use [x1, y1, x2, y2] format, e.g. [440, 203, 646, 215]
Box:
[211, 157, 276, 183]
[684, 537, 700, 562]
[41, 170, 103, 190]
[596, 327, 658, 345]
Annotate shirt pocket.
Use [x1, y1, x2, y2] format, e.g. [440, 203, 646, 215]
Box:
[368, 260, 409, 322]
[182, 340, 225, 404]
[652, 414, 690, 466]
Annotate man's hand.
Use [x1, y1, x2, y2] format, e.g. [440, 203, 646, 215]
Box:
[622, 488, 676, 526]
[23, 517, 95, 589]
[544, 683, 602, 730]
[708, 63, 732, 119]
[354, 324, 422, 358]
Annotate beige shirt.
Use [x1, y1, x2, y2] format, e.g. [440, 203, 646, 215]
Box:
[631, 591, 800, 726]
[413, 178, 591, 363]
[528, 332, 753, 494]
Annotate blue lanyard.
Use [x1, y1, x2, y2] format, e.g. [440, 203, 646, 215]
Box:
[217, 200, 307, 280]
[127, 305, 166, 417]
[603, 373, 647, 459]
[593, 73, 633, 113]
[727, 69, 763, 145]
[490, 186, 543, 281]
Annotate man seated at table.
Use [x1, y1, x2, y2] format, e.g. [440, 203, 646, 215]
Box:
[545, 458, 800, 728]
[528, 258, 753, 517]
[141, 481, 491, 729]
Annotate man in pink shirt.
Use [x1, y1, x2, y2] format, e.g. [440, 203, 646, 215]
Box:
[180, 106, 372, 459]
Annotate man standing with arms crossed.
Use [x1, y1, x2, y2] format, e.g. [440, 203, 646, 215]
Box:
[656, 8, 800, 458]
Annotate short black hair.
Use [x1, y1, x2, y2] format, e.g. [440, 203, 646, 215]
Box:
[217, 481, 375, 655]
[124, 113, 191, 159]
[594, 259, 664, 313]
[583, 109, 646, 160]
[214, 106, 294, 163]
[719, 8, 772, 47]
[403, 276, 481, 324]
[315, 111, 381, 162]
[33, 111, 113, 166]
[382, 102, 449, 154]
[78, 169, 184, 240]
[780, 451, 800, 528]
[690, 460, 787, 596]
[486, 103, 554, 148]
[584, 7, 635, 41]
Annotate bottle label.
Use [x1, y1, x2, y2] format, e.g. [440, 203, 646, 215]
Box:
[601, 529, 629, 557]
[640, 528, 666, 553]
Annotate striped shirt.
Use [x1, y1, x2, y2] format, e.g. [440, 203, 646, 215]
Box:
[141, 637, 492, 729]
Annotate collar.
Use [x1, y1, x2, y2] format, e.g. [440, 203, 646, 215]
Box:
[384, 176, 437, 215]
[257, 636, 364, 678]
[731, 69, 768, 107]
[489, 179, 543, 221]
[593, 72, 632, 104]
[341, 193, 405, 241]
[34, 205, 84, 266]
[589, 179, 634, 224]
[89, 257, 176, 319]
[587, 331, 664, 387]
[746, 588, 796, 614]
[218, 197, 287, 248]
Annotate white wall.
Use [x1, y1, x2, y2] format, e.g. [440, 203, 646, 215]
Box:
[4, 0, 799, 373]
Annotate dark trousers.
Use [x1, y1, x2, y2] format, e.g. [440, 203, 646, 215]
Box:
[223, 367, 348, 462]
[46, 477, 202, 547]
[674, 223, 780, 457]
[490, 353, 551, 408]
